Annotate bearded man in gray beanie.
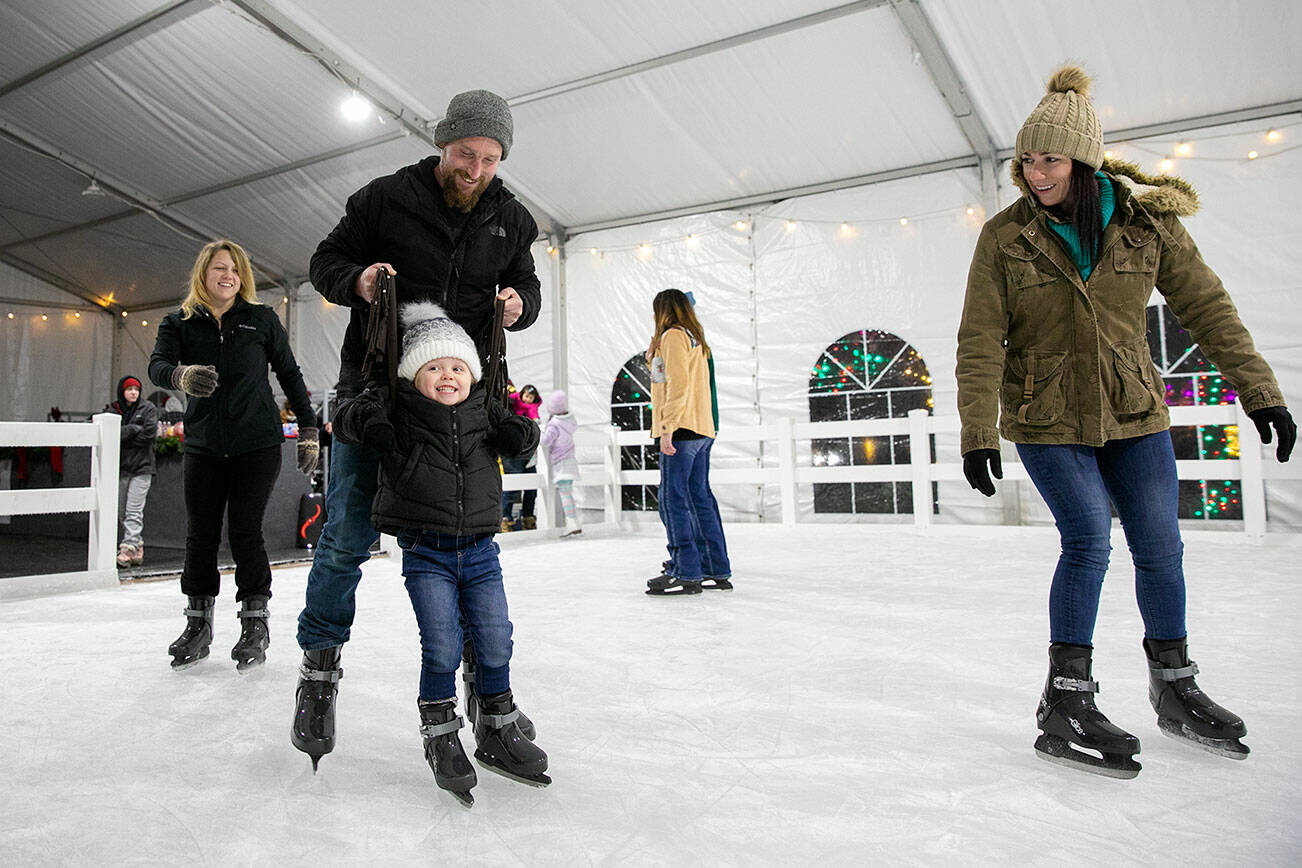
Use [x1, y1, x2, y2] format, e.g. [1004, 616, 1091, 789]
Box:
[293, 88, 542, 772]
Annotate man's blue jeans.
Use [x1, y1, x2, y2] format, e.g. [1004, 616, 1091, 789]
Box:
[1017, 431, 1186, 646]
[296, 439, 381, 650]
[397, 530, 512, 702]
[658, 437, 731, 582]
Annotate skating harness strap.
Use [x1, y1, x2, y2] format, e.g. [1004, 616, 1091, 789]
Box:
[1150, 660, 1198, 681]
[237, 608, 270, 620]
[419, 715, 464, 738]
[298, 664, 342, 683]
[1051, 676, 1098, 693]
[479, 706, 519, 729]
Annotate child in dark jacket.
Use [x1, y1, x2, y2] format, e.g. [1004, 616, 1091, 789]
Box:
[110, 375, 158, 567]
[334, 302, 545, 807]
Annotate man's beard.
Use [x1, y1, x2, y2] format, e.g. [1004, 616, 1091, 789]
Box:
[441, 169, 489, 213]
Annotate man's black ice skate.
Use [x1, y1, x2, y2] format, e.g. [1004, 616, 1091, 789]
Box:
[645, 574, 702, 595]
[168, 595, 214, 670]
[419, 699, 477, 808]
[462, 640, 536, 740]
[473, 690, 550, 787]
[291, 646, 342, 772]
[1144, 637, 1248, 760]
[1034, 643, 1141, 779]
[231, 596, 270, 671]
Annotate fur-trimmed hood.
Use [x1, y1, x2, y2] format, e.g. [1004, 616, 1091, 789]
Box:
[1010, 156, 1200, 217]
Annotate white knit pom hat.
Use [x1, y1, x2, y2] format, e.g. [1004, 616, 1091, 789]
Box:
[397, 302, 482, 383]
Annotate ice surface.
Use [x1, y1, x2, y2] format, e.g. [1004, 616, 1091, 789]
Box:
[1, 524, 1299, 866]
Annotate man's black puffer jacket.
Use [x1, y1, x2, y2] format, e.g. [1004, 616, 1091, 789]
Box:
[309, 155, 541, 400]
[342, 381, 538, 536]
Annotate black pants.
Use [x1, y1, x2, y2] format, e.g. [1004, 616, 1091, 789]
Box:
[182, 445, 281, 601]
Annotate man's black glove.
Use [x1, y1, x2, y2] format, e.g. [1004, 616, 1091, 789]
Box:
[1248, 405, 1296, 462]
[962, 448, 1002, 497]
[332, 389, 394, 452]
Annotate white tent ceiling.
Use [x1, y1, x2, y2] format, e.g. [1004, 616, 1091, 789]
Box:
[1, 0, 1299, 313]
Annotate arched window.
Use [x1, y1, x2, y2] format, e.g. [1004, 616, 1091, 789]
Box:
[610, 354, 658, 511]
[1147, 300, 1239, 519]
[808, 329, 935, 515]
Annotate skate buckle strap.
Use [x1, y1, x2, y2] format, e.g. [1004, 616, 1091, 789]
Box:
[237, 609, 270, 620]
[1152, 659, 1199, 681]
[298, 664, 342, 682]
[1052, 676, 1099, 693]
[182, 607, 209, 618]
[479, 707, 519, 729]
[419, 714, 464, 738]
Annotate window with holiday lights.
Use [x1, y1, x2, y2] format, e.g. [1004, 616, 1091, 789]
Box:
[610, 353, 658, 511]
[808, 329, 936, 515]
[1146, 300, 1240, 520]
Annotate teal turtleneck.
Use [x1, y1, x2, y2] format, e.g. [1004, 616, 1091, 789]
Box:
[1047, 171, 1115, 281]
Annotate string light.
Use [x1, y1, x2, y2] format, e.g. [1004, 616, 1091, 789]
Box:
[281, 296, 288, 304]
[840, 222, 852, 234]
[734, 219, 748, 231]
[74, 312, 81, 319]
[898, 217, 908, 226]
[141, 320, 148, 327]
[589, 247, 598, 255]
[786, 220, 797, 233]
[1104, 150, 1114, 159]
[5, 312, 12, 319]
[965, 206, 975, 216]
[41, 314, 48, 321]
[121, 311, 128, 318]
[1175, 142, 1192, 156]
[340, 91, 372, 123]
[1266, 129, 1281, 142]
[1159, 158, 1174, 173]
[1247, 150, 1259, 160]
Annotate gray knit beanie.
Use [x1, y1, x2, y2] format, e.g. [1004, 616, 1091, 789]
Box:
[433, 89, 513, 160]
[1015, 65, 1104, 169]
[398, 302, 482, 383]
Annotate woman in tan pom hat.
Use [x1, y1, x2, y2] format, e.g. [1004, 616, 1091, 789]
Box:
[955, 65, 1295, 779]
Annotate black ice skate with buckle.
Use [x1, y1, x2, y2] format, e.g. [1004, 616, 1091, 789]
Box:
[473, 690, 550, 787]
[1144, 637, 1248, 760]
[168, 595, 214, 670]
[291, 646, 342, 772]
[231, 596, 270, 671]
[419, 699, 477, 808]
[462, 640, 536, 740]
[1034, 643, 1141, 779]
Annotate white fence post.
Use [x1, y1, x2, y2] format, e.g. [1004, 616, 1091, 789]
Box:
[604, 427, 623, 530]
[536, 452, 555, 530]
[778, 416, 797, 525]
[1236, 402, 1266, 538]
[908, 409, 931, 528]
[88, 413, 121, 572]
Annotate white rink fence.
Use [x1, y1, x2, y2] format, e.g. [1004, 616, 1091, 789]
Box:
[0, 413, 120, 599]
[5, 406, 1299, 598]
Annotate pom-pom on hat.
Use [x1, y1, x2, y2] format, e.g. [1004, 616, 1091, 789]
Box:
[397, 302, 482, 383]
[1015, 65, 1104, 170]
[433, 89, 513, 160]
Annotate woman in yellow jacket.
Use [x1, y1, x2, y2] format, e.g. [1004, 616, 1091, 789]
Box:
[645, 289, 732, 596]
[956, 66, 1295, 779]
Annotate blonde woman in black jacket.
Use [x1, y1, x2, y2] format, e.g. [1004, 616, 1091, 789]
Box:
[149, 239, 318, 671]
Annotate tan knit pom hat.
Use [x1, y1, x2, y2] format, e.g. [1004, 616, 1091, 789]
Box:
[1015, 65, 1104, 169]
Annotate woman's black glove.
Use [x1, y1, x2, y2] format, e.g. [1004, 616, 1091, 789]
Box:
[962, 448, 1002, 497]
[1248, 406, 1296, 462]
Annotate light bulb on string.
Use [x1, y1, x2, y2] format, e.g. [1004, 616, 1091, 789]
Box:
[1248, 150, 1259, 160]
[1175, 141, 1192, 156]
[1159, 158, 1174, 173]
[899, 217, 909, 226]
[41, 314, 48, 321]
[734, 219, 748, 231]
[785, 220, 797, 233]
[340, 91, 372, 123]
[1266, 129, 1281, 143]
[141, 320, 148, 327]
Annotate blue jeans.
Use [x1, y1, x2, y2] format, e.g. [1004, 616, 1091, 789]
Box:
[398, 530, 512, 702]
[658, 437, 731, 582]
[296, 439, 381, 650]
[1017, 431, 1186, 646]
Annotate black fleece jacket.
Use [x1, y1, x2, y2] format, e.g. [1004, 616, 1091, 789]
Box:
[309, 155, 541, 399]
[148, 298, 314, 457]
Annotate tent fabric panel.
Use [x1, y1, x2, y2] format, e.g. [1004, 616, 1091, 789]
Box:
[0, 139, 129, 248]
[0, 0, 162, 83]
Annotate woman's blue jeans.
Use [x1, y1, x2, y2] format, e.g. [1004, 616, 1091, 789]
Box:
[1017, 430, 1186, 646]
[658, 437, 731, 582]
[398, 530, 512, 702]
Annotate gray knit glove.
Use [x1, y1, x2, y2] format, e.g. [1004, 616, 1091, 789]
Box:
[296, 427, 320, 476]
[171, 364, 219, 397]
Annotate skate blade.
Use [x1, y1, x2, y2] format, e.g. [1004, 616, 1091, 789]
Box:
[1158, 720, 1250, 760]
[644, 587, 702, 596]
[442, 788, 474, 808]
[701, 580, 733, 591]
[234, 655, 267, 672]
[1034, 735, 1140, 780]
[475, 758, 551, 788]
[169, 650, 209, 670]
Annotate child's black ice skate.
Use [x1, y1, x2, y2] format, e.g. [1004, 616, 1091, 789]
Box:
[473, 690, 550, 787]
[1144, 637, 1249, 760]
[168, 595, 214, 670]
[419, 699, 477, 808]
[462, 640, 536, 740]
[231, 596, 270, 671]
[291, 646, 342, 773]
[1034, 643, 1141, 779]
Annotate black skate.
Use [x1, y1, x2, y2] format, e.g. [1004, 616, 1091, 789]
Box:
[1144, 637, 1249, 760]
[645, 574, 702, 595]
[419, 699, 477, 808]
[1034, 643, 1141, 779]
[231, 596, 270, 671]
[168, 595, 214, 670]
[291, 646, 342, 772]
[473, 690, 550, 787]
[462, 640, 536, 740]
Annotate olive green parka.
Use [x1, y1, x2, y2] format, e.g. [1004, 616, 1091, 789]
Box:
[956, 158, 1285, 455]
